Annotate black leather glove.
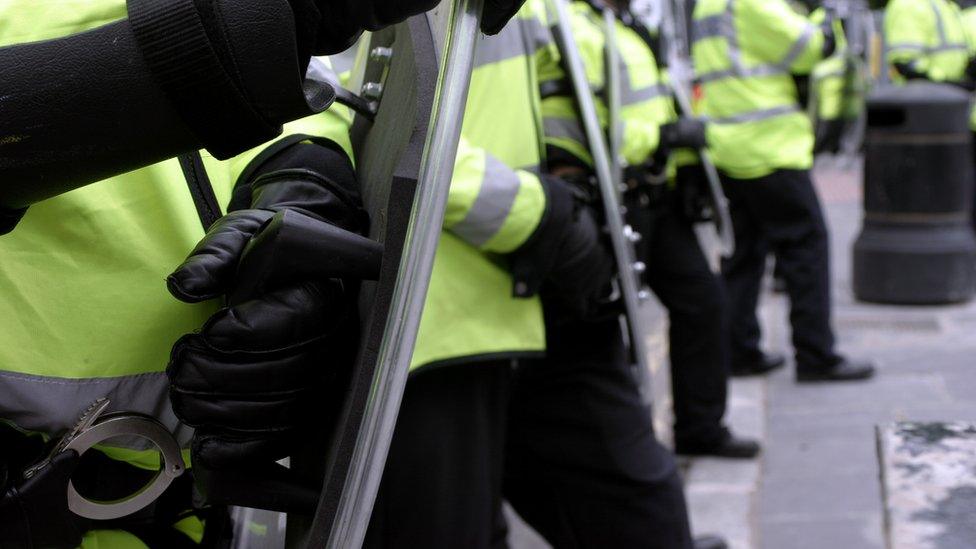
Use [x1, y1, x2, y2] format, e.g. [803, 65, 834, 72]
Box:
[293, 0, 528, 55]
[289, 0, 442, 56]
[167, 142, 372, 469]
[509, 175, 614, 320]
[661, 118, 708, 150]
[892, 61, 929, 82]
[0, 451, 84, 549]
[820, 14, 837, 59]
[482, 0, 528, 35]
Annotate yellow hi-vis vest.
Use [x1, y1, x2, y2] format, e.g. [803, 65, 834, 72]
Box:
[692, 0, 827, 179]
[539, 1, 677, 170]
[885, 0, 976, 128]
[411, 0, 553, 370]
[0, 1, 353, 467]
[885, 0, 972, 82]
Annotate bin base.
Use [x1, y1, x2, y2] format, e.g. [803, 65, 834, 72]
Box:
[853, 223, 976, 305]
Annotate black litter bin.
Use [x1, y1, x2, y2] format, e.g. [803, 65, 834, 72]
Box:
[853, 82, 976, 304]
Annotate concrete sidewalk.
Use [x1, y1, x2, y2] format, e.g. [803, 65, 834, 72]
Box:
[509, 159, 976, 548]
[685, 160, 976, 549]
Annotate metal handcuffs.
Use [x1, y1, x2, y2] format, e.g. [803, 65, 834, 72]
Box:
[23, 398, 184, 521]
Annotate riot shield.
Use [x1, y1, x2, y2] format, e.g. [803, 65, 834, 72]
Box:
[661, 0, 736, 258]
[216, 3, 483, 548]
[306, 1, 483, 547]
[550, 0, 655, 406]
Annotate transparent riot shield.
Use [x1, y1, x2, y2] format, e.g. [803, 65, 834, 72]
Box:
[308, 2, 484, 547]
[661, 0, 736, 258]
[222, 2, 483, 548]
[550, 0, 656, 406]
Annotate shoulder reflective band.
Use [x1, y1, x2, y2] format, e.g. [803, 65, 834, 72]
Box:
[692, 0, 816, 84]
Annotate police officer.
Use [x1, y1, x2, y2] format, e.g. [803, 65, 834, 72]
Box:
[692, 0, 876, 382]
[884, 0, 974, 88]
[0, 0, 522, 224]
[494, 0, 735, 547]
[363, 1, 614, 546]
[0, 1, 526, 547]
[535, 0, 759, 461]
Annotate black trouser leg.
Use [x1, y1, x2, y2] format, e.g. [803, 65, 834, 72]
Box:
[645, 194, 730, 446]
[722, 170, 840, 371]
[720, 180, 769, 365]
[504, 318, 694, 549]
[364, 362, 511, 549]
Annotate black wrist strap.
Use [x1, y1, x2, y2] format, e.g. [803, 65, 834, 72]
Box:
[126, 0, 280, 159]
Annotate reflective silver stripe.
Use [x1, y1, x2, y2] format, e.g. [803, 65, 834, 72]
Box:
[621, 83, 671, 105]
[0, 370, 191, 451]
[705, 104, 800, 124]
[781, 23, 815, 69]
[614, 42, 670, 106]
[452, 155, 522, 247]
[544, 116, 587, 144]
[726, 0, 744, 73]
[887, 43, 969, 54]
[523, 16, 554, 52]
[476, 17, 551, 68]
[697, 65, 783, 83]
[888, 0, 968, 57]
[930, 0, 951, 47]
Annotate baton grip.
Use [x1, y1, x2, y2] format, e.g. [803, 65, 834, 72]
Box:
[229, 209, 384, 305]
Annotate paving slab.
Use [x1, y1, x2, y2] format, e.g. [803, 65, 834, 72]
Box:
[755, 162, 976, 549]
[878, 422, 976, 549]
[761, 516, 885, 549]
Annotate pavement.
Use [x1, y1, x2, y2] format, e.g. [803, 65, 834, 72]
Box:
[509, 158, 976, 548]
[687, 159, 976, 549]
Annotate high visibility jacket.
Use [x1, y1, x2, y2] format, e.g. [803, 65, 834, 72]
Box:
[691, 0, 827, 179]
[0, 0, 353, 519]
[808, 9, 853, 124]
[965, 6, 976, 43]
[411, 0, 553, 370]
[885, 0, 976, 128]
[885, 0, 971, 82]
[539, 1, 676, 170]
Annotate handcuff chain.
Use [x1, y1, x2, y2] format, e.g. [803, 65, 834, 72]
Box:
[23, 398, 111, 480]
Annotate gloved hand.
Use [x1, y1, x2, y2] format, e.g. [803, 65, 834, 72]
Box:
[293, 0, 528, 56]
[819, 11, 838, 58]
[0, 451, 84, 549]
[652, 118, 707, 174]
[509, 175, 614, 320]
[482, 0, 528, 35]
[661, 118, 708, 150]
[290, 0, 441, 56]
[167, 143, 371, 469]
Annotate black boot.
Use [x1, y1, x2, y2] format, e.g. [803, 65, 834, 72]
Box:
[676, 429, 761, 460]
[797, 358, 876, 383]
[731, 352, 786, 377]
[694, 535, 729, 549]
